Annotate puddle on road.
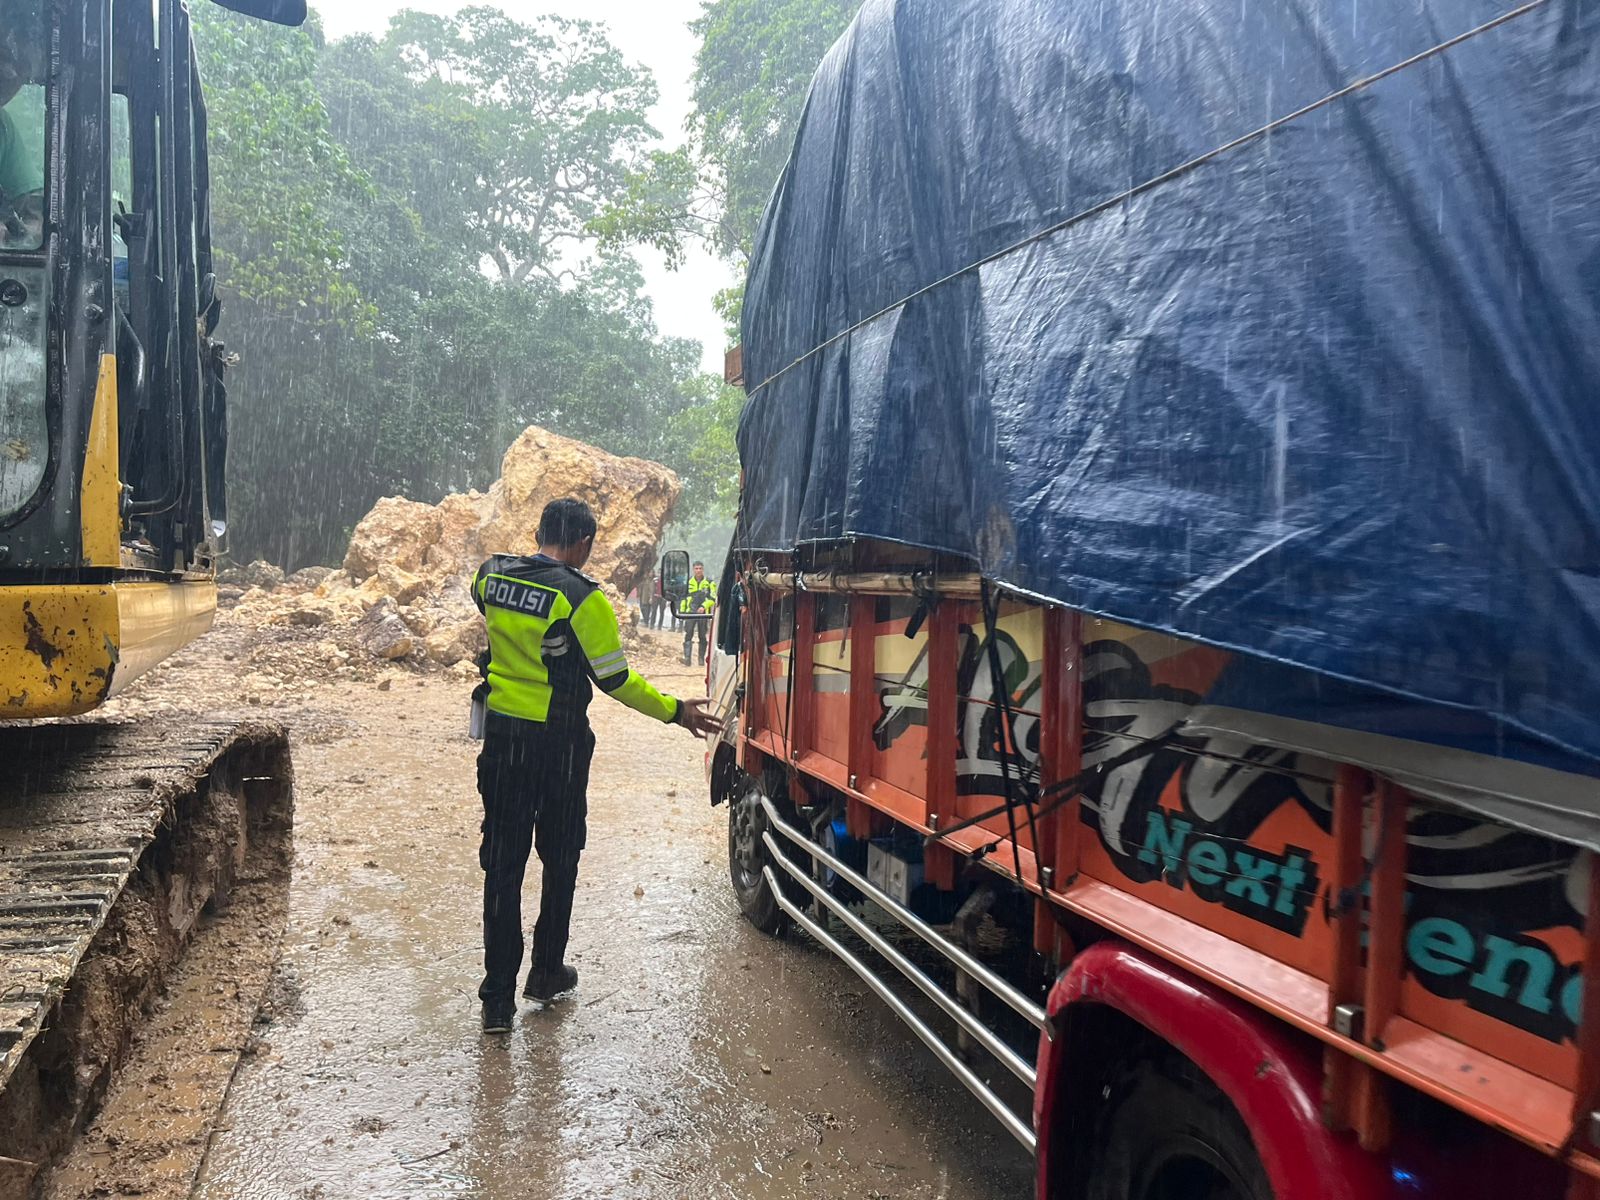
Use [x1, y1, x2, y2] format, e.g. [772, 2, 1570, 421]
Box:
[194, 676, 1030, 1199]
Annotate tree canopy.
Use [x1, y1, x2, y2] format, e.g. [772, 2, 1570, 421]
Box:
[194, 7, 714, 567]
[191, 1, 862, 568]
[367, 8, 667, 284]
[662, 0, 862, 560]
[689, 0, 862, 260]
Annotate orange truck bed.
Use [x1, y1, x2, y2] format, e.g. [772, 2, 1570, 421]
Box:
[730, 561, 1600, 1193]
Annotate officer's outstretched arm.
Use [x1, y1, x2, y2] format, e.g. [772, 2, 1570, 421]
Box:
[570, 589, 680, 723]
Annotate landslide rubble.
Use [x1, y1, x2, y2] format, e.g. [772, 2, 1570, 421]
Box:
[221, 426, 679, 673]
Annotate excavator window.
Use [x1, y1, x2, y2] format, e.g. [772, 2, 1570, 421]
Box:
[0, 0, 48, 525]
[0, 85, 43, 250]
[112, 95, 134, 313]
[0, 2, 43, 250]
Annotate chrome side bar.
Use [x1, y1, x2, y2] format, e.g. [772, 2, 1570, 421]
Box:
[763, 866, 1038, 1152]
[762, 830, 1037, 1088]
[759, 794, 1046, 1029]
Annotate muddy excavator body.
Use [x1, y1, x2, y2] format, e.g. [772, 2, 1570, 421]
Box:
[0, 1, 304, 1192]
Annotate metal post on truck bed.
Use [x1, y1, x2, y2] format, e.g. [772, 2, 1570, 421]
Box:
[1325, 766, 1399, 1151]
[923, 596, 961, 888]
[847, 593, 876, 791]
[1563, 857, 1600, 1194]
[1326, 765, 1367, 1135]
[1351, 777, 1406, 1151]
[787, 585, 817, 813]
[1036, 607, 1082, 959]
[740, 576, 769, 774]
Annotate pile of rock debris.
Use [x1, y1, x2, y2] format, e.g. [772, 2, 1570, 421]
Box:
[220, 426, 680, 671]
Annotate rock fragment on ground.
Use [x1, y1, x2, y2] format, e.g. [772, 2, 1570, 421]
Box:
[354, 599, 415, 661]
[219, 559, 286, 591]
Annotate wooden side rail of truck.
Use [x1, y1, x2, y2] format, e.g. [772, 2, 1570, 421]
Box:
[709, 552, 1599, 1200]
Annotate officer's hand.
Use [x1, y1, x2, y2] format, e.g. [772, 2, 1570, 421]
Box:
[675, 697, 723, 739]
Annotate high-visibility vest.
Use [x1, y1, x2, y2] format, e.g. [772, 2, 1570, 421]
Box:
[680, 576, 716, 615]
[473, 554, 678, 727]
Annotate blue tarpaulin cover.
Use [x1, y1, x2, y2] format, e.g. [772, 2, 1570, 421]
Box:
[736, 0, 1600, 792]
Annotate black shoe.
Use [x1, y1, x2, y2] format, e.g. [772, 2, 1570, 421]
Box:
[482, 1002, 515, 1034]
[523, 963, 579, 1003]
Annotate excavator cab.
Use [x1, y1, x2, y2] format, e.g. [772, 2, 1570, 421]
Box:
[0, 0, 303, 717]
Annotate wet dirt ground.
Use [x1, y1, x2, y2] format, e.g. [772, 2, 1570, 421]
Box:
[100, 620, 1033, 1199]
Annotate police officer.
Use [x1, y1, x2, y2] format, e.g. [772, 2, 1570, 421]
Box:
[680, 560, 716, 666]
[473, 499, 719, 1033]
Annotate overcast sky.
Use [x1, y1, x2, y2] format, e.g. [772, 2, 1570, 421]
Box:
[311, 0, 733, 375]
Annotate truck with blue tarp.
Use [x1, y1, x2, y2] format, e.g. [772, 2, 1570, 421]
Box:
[705, 0, 1600, 1195]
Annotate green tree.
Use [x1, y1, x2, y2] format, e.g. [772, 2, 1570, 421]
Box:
[371, 7, 683, 284]
[193, 10, 366, 315]
[193, 5, 732, 567]
[667, 373, 744, 517]
[688, 0, 862, 261]
[316, 22, 704, 485]
[671, 0, 863, 529]
[193, 7, 378, 566]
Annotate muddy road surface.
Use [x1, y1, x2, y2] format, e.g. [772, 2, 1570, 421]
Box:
[86, 619, 1032, 1199]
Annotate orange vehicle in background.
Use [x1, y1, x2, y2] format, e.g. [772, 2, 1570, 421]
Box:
[704, 0, 1600, 1196]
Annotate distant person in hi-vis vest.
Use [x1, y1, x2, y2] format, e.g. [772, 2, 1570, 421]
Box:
[680, 561, 716, 666]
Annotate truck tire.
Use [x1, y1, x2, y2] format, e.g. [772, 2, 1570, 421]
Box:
[1082, 1052, 1271, 1200]
[728, 771, 788, 935]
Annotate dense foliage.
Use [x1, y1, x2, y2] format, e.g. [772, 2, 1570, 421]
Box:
[195, 2, 860, 568]
[668, 0, 864, 563]
[689, 0, 862, 261]
[196, 8, 710, 567]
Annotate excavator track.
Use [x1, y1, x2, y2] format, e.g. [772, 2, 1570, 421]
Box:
[0, 719, 292, 1196]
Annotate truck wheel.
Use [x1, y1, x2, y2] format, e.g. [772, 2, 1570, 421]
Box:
[1082, 1053, 1271, 1200]
[728, 772, 788, 935]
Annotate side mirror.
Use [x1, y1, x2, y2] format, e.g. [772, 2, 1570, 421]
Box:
[209, 0, 307, 26]
[660, 550, 691, 606]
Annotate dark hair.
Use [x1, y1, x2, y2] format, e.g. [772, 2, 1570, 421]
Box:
[693, 560, 705, 568]
[537, 498, 597, 548]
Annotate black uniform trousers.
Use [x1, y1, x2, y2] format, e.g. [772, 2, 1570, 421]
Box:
[682, 618, 709, 663]
[476, 720, 593, 1005]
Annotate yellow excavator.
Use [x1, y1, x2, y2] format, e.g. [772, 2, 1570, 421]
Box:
[0, 0, 305, 1190]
